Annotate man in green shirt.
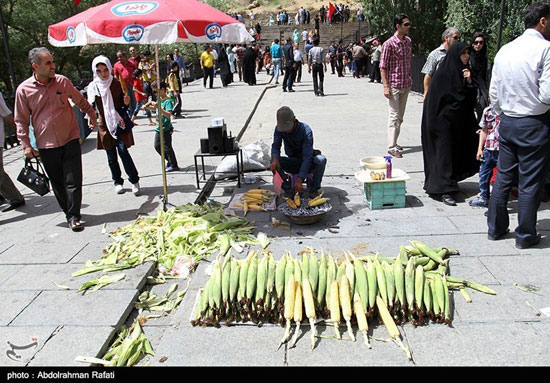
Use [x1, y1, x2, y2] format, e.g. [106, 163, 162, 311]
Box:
[148, 82, 179, 172]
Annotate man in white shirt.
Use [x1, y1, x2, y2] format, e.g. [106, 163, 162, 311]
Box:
[0, 92, 25, 212]
[487, 2, 550, 249]
[293, 43, 304, 83]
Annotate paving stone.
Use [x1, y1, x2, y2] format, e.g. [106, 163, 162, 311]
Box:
[0, 326, 58, 366]
[0, 291, 41, 326]
[28, 326, 117, 366]
[10, 290, 139, 327]
[0, 241, 88, 265]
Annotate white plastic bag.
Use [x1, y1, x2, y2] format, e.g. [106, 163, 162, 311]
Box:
[214, 140, 271, 179]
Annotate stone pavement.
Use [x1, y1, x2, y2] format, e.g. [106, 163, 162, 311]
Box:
[1, 66, 549, 367]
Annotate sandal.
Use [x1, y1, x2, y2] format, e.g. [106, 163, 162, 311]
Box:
[68, 218, 84, 232]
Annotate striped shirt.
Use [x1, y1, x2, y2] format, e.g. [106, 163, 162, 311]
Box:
[379, 34, 412, 89]
[421, 45, 447, 76]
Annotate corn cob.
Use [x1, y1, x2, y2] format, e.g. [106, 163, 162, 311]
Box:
[279, 274, 296, 348]
[309, 249, 319, 294]
[394, 260, 406, 311]
[308, 191, 324, 204]
[433, 273, 445, 319]
[336, 260, 346, 288]
[459, 287, 472, 303]
[325, 253, 336, 311]
[212, 261, 222, 311]
[289, 281, 303, 348]
[200, 281, 209, 316]
[285, 197, 297, 209]
[221, 254, 231, 307]
[228, 258, 239, 314]
[414, 265, 424, 313]
[344, 253, 355, 298]
[246, 253, 258, 305]
[284, 253, 295, 293]
[383, 261, 395, 309]
[329, 280, 341, 339]
[405, 257, 415, 313]
[353, 256, 369, 313]
[266, 255, 276, 295]
[238, 252, 253, 302]
[275, 254, 287, 301]
[376, 296, 411, 360]
[293, 258, 302, 288]
[423, 277, 432, 317]
[308, 197, 330, 207]
[339, 275, 355, 341]
[255, 255, 268, 306]
[429, 279, 439, 319]
[301, 251, 309, 286]
[443, 275, 451, 324]
[410, 241, 447, 266]
[294, 192, 301, 207]
[302, 278, 317, 350]
[374, 257, 387, 307]
[317, 250, 327, 308]
[353, 292, 371, 348]
[365, 258, 377, 312]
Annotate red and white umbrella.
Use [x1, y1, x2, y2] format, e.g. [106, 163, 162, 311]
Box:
[48, 0, 253, 46]
[48, 0, 253, 208]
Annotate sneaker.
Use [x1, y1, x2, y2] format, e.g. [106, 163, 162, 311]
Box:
[387, 149, 402, 158]
[166, 165, 180, 172]
[469, 197, 489, 208]
[115, 184, 124, 194]
[131, 182, 140, 196]
[395, 145, 403, 151]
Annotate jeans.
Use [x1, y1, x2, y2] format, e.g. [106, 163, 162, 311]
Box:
[106, 136, 139, 186]
[283, 64, 295, 90]
[127, 85, 137, 114]
[272, 58, 282, 83]
[133, 99, 152, 118]
[278, 154, 327, 191]
[478, 148, 499, 200]
[154, 129, 179, 168]
[488, 113, 550, 245]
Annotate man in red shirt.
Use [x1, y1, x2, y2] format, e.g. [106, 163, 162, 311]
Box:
[380, 13, 412, 159]
[113, 50, 137, 114]
[15, 47, 97, 231]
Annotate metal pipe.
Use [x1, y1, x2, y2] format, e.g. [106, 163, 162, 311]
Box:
[0, 5, 17, 91]
[496, 0, 506, 51]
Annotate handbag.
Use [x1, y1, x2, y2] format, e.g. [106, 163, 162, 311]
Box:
[17, 157, 50, 196]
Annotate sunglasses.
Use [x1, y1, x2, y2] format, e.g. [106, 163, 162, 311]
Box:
[403, 22, 411, 27]
[453, 35, 461, 40]
[473, 40, 484, 45]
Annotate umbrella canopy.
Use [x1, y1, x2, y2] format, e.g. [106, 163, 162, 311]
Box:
[48, 0, 254, 46]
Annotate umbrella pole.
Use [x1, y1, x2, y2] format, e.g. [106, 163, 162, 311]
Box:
[155, 44, 169, 210]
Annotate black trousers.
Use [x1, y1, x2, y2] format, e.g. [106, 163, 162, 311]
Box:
[292, 61, 302, 83]
[39, 139, 82, 221]
[283, 64, 295, 90]
[311, 63, 324, 95]
[203, 67, 214, 88]
[488, 112, 550, 245]
[154, 129, 179, 168]
[370, 61, 381, 82]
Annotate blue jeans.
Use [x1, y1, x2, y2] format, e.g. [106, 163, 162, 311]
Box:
[478, 148, 498, 200]
[127, 85, 137, 115]
[133, 99, 152, 118]
[278, 154, 327, 191]
[106, 136, 139, 186]
[272, 58, 282, 83]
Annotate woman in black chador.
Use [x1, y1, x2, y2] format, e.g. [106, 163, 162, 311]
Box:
[421, 42, 479, 206]
[242, 45, 258, 86]
[469, 32, 489, 122]
[217, 45, 232, 87]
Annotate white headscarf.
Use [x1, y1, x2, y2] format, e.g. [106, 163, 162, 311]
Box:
[87, 55, 122, 139]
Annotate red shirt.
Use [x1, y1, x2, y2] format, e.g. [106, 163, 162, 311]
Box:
[113, 60, 137, 89]
[380, 34, 412, 89]
[133, 78, 146, 102]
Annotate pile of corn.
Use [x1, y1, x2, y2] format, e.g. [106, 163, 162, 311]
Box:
[285, 192, 329, 209]
[233, 189, 275, 214]
[190, 241, 496, 355]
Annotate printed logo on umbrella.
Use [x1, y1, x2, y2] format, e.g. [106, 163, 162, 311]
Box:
[112, 1, 159, 17]
[206, 23, 222, 40]
[122, 25, 145, 42]
[66, 26, 77, 44]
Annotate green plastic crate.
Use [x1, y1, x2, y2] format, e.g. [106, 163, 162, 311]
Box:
[363, 181, 406, 210]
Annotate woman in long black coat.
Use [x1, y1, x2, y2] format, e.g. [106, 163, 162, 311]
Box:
[242, 45, 258, 86]
[469, 32, 489, 122]
[421, 42, 479, 206]
[217, 45, 232, 87]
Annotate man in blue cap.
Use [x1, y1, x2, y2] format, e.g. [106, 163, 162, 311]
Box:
[270, 106, 327, 196]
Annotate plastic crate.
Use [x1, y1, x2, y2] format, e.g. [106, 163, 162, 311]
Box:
[363, 181, 406, 210]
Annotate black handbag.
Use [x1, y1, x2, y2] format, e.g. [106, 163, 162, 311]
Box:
[17, 157, 50, 196]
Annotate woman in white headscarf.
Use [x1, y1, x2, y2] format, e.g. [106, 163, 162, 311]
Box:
[87, 55, 141, 195]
